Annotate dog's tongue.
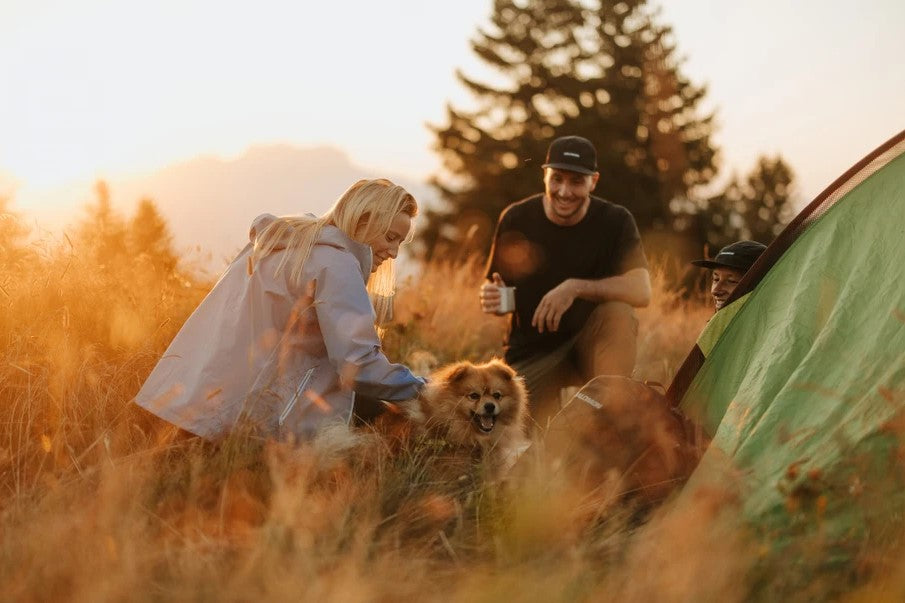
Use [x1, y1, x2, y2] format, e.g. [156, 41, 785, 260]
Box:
[479, 415, 495, 431]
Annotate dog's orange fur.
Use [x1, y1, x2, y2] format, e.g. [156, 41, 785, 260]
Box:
[373, 359, 529, 478]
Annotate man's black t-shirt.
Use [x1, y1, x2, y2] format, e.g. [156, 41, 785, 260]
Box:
[485, 194, 647, 363]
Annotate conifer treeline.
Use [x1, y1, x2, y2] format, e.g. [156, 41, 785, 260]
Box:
[423, 0, 796, 256]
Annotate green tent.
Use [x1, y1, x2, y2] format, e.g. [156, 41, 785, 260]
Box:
[667, 130, 905, 596]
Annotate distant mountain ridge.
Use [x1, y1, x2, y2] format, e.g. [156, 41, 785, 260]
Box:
[108, 144, 436, 270]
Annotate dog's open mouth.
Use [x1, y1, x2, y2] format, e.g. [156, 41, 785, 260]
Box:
[470, 411, 496, 434]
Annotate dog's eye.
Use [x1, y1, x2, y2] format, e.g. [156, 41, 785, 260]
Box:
[492, 391, 502, 400]
[468, 392, 481, 401]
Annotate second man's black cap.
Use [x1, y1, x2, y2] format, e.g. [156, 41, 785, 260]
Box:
[691, 240, 767, 272]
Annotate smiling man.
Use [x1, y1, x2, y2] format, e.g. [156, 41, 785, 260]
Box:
[690, 239, 767, 360]
[479, 136, 651, 421]
[691, 240, 767, 310]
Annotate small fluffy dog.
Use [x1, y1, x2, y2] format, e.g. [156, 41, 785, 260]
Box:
[374, 359, 530, 479]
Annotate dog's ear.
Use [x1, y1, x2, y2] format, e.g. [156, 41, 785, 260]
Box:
[486, 358, 517, 381]
[444, 362, 473, 383]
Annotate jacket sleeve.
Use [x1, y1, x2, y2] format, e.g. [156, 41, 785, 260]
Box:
[311, 249, 426, 401]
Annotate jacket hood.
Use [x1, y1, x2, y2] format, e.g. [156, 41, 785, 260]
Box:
[316, 224, 373, 279]
[248, 213, 372, 279]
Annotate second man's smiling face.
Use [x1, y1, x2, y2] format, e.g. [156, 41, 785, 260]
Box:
[542, 167, 599, 226]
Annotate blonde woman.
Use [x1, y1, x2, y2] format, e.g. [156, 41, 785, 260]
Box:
[134, 178, 425, 440]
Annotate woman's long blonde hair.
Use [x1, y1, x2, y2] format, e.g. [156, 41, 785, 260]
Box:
[251, 178, 417, 323]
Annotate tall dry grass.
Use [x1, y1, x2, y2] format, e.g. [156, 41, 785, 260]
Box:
[1, 224, 892, 601]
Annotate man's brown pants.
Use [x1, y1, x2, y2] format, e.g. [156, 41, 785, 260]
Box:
[512, 301, 638, 428]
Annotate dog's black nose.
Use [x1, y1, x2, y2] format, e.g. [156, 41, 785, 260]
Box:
[483, 402, 496, 414]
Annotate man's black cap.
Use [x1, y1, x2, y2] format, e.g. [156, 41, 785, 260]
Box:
[542, 136, 598, 175]
[691, 240, 767, 272]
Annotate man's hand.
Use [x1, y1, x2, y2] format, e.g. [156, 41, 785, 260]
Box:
[532, 280, 578, 333]
[480, 272, 508, 315]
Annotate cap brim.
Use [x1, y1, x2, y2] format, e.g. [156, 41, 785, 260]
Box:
[541, 162, 596, 175]
[691, 259, 748, 270]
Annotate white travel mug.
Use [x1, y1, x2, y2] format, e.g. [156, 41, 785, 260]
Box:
[498, 286, 516, 314]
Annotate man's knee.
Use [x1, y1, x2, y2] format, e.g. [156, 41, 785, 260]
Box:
[575, 301, 638, 379]
[584, 301, 638, 337]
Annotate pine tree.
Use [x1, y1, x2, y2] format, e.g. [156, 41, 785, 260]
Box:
[75, 180, 128, 266]
[423, 0, 717, 256]
[128, 198, 178, 274]
[700, 155, 796, 249]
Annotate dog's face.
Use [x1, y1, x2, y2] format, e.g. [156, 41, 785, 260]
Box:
[422, 359, 528, 448]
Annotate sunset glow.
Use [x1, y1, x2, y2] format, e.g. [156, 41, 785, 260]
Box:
[2, 0, 903, 218]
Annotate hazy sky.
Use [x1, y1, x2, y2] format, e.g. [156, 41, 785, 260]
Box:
[2, 0, 904, 216]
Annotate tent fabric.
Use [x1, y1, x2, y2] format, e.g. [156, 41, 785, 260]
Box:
[695, 292, 751, 358]
[670, 130, 905, 593]
[667, 131, 905, 407]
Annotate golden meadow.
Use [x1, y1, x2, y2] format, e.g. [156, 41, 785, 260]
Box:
[1, 197, 900, 601]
